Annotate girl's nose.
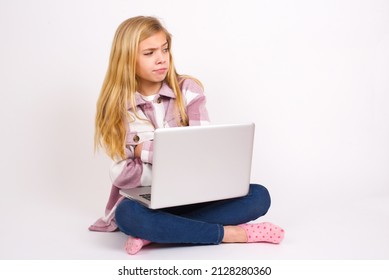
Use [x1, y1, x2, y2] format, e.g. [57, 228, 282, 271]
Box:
[156, 51, 166, 64]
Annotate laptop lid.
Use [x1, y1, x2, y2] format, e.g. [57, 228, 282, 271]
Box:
[147, 123, 255, 209]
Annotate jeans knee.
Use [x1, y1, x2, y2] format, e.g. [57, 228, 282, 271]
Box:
[249, 184, 271, 217]
[115, 199, 141, 236]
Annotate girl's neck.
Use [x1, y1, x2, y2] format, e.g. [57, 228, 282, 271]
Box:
[138, 81, 163, 96]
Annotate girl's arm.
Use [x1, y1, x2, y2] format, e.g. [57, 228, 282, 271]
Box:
[182, 78, 211, 126]
[135, 79, 211, 166]
[112, 79, 210, 189]
[109, 145, 150, 189]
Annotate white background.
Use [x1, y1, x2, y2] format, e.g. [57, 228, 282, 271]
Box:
[0, 0, 388, 259]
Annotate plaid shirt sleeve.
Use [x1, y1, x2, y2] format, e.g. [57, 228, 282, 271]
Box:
[182, 79, 211, 126]
[140, 140, 154, 164]
[110, 146, 143, 189]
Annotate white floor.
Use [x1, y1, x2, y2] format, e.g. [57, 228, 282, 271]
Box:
[1, 183, 388, 260]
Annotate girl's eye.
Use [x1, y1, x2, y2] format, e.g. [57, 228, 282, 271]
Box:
[163, 48, 169, 53]
[144, 52, 153, 56]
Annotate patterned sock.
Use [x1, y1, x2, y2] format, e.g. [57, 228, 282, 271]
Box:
[125, 236, 152, 255]
[238, 222, 285, 244]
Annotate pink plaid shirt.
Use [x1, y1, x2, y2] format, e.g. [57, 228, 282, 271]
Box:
[89, 79, 210, 232]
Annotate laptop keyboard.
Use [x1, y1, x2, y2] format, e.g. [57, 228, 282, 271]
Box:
[140, 194, 151, 201]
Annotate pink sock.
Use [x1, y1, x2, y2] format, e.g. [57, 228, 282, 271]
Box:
[238, 222, 285, 244]
[125, 236, 152, 255]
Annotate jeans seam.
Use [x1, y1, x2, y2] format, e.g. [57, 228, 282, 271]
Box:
[216, 224, 223, 244]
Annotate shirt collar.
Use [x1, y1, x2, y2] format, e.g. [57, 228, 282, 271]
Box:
[132, 82, 176, 108]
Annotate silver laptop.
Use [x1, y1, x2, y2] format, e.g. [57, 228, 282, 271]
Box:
[119, 123, 255, 209]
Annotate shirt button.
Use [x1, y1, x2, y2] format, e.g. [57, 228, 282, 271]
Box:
[133, 135, 140, 143]
[156, 97, 162, 104]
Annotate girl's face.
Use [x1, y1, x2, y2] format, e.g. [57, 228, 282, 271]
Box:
[136, 31, 170, 94]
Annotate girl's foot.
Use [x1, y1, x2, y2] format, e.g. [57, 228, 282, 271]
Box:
[125, 236, 152, 255]
[238, 222, 285, 244]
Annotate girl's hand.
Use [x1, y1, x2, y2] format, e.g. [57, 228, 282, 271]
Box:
[134, 144, 143, 158]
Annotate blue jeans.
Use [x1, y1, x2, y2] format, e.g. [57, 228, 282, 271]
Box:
[115, 184, 271, 244]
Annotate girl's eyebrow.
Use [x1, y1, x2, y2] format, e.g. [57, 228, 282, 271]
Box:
[142, 41, 168, 52]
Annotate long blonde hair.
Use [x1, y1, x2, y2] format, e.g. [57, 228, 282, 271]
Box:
[95, 16, 198, 160]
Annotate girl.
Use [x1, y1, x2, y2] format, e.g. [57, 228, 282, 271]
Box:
[90, 16, 284, 255]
